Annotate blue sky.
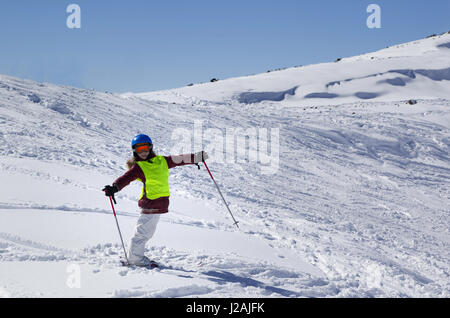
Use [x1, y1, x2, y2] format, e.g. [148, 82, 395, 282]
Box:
[0, 0, 449, 93]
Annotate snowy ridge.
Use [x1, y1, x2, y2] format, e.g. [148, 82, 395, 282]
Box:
[0, 33, 449, 297]
[131, 32, 450, 106]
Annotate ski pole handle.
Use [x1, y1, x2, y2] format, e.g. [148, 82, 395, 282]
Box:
[111, 193, 117, 205]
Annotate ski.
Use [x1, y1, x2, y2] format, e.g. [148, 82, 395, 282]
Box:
[120, 259, 159, 269]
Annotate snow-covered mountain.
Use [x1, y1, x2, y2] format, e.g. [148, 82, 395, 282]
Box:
[0, 32, 449, 297]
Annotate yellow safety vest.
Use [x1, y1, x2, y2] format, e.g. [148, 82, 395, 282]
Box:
[136, 156, 170, 200]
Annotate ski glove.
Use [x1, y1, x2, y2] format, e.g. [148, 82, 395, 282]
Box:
[194, 151, 209, 163]
[102, 184, 120, 197]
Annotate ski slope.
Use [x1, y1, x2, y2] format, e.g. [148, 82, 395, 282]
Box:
[0, 32, 449, 297]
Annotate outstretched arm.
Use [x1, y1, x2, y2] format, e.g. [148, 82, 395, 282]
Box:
[113, 163, 144, 190]
[165, 151, 208, 169]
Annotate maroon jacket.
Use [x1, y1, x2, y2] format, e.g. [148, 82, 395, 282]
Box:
[113, 154, 196, 214]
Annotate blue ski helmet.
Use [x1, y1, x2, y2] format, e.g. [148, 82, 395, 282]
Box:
[131, 134, 152, 149]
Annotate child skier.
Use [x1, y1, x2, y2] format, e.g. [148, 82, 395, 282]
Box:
[102, 134, 208, 266]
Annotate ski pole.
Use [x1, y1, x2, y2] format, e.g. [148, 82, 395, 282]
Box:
[108, 196, 129, 265]
[203, 161, 240, 229]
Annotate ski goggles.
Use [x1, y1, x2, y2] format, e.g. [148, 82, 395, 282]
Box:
[135, 144, 152, 153]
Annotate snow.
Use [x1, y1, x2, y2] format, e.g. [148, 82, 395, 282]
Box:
[0, 32, 449, 298]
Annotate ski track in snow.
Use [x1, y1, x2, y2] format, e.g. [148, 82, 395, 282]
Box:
[0, 233, 333, 298]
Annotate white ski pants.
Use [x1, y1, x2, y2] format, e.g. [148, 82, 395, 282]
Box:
[127, 213, 160, 262]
